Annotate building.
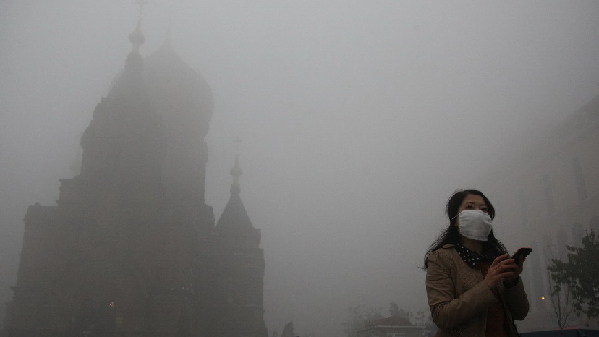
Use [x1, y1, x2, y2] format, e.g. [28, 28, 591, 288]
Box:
[356, 316, 425, 337]
[210, 156, 267, 337]
[1, 17, 267, 337]
[477, 86, 599, 331]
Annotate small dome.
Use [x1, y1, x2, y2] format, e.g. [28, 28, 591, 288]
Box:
[128, 20, 145, 50]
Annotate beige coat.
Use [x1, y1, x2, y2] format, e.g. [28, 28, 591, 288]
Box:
[426, 244, 529, 337]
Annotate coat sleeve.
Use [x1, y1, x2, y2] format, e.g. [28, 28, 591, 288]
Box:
[426, 250, 498, 330]
[504, 277, 530, 320]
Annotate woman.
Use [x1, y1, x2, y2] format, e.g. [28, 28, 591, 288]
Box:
[425, 189, 529, 337]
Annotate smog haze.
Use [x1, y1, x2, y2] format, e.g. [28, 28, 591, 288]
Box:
[1, 1, 599, 336]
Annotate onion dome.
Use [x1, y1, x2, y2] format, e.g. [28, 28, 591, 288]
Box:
[143, 37, 214, 222]
[128, 18, 145, 53]
[144, 39, 213, 140]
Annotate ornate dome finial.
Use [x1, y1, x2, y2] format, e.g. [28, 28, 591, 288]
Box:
[128, 18, 145, 52]
[129, 0, 148, 53]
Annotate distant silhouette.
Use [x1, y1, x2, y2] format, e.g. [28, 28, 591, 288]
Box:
[2, 10, 266, 337]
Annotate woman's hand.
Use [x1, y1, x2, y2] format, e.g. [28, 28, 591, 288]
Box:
[504, 253, 525, 286]
[485, 254, 518, 288]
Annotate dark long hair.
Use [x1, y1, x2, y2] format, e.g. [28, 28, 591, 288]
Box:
[423, 189, 507, 268]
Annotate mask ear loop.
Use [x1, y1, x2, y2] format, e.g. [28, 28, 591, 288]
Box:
[451, 212, 461, 222]
[449, 212, 460, 228]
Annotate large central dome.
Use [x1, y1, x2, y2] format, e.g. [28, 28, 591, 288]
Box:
[143, 40, 215, 224]
[144, 41, 213, 140]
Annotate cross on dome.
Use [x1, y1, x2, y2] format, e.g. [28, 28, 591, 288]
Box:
[136, 0, 149, 18]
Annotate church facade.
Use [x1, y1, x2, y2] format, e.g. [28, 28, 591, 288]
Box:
[2, 20, 267, 337]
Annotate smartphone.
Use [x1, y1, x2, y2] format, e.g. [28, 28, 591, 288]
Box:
[512, 247, 532, 264]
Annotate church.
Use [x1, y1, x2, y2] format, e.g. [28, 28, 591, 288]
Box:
[2, 15, 267, 337]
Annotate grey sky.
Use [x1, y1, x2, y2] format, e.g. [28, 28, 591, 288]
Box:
[1, 1, 599, 336]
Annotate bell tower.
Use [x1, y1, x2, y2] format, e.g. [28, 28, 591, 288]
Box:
[211, 155, 268, 337]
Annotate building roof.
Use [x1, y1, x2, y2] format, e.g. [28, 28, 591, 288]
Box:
[216, 156, 253, 230]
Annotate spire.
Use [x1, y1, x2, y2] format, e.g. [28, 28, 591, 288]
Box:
[128, 0, 148, 54]
[124, 1, 147, 72]
[128, 18, 145, 53]
[215, 154, 252, 231]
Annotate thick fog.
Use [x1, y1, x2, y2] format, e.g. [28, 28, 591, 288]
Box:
[1, 1, 599, 336]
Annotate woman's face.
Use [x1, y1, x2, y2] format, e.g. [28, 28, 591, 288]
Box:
[456, 194, 489, 226]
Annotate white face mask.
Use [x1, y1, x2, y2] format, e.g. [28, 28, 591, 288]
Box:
[457, 209, 493, 242]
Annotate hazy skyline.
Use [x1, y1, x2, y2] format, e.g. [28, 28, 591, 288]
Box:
[2, 1, 599, 336]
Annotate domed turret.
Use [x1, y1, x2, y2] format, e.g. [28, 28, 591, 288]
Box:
[128, 19, 146, 52]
